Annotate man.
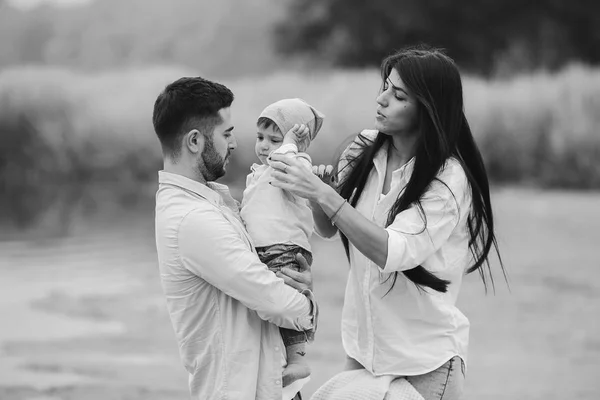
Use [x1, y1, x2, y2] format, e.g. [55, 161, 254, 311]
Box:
[153, 77, 317, 400]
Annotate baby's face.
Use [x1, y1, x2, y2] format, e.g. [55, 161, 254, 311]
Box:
[255, 125, 284, 164]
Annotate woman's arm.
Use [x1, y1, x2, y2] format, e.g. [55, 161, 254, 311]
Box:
[269, 154, 466, 273]
[310, 199, 338, 238]
[309, 164, 339, 238]
[315, 184, 389, 267]
[309, 175, 463, 273]
[269, 154, 391, 268]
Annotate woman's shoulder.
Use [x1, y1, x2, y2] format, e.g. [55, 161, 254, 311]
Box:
[337, 130, 377, 171]
[341, 129, 378, 157]
[352, 129, 378, 149]
[358, 129, 379, 141]
[433, 157, 471, 197]
[441, 157, 465, 175]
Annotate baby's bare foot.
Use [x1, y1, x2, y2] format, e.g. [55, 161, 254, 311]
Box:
[282, 362, 311, 388]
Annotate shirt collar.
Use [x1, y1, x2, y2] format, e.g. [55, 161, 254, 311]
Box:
[158, 170, 225, 208]
[251, 163, 268, 173]
[373, 140, 415, 181]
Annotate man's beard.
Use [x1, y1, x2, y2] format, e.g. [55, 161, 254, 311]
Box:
[199, 136, 228, 182]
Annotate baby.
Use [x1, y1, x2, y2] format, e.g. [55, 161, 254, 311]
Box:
[240, 98, 324, 388]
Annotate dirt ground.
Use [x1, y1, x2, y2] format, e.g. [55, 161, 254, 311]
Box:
[1, 188, 599, 399]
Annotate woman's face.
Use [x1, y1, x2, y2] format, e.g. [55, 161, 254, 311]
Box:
[375, 68, 419, 136]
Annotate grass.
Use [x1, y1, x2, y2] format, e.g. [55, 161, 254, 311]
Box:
[0, 189, 598, 399]
[1, 65, 600, 181]
[1, 65, 600, 227]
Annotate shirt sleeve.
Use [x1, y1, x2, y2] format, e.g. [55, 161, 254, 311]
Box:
[178, 207, 316, 331]
[382, 167, 468, 273]
[336, 130, 377, 186]
[268, 143, 312, 168]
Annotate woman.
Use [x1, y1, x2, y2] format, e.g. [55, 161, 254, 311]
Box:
[270, 47, 505, 399]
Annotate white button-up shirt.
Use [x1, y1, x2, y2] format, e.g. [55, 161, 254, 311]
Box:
[338, 130, 472, 376]
[241, 144, 314, 252]
[155, 171, 317, 400]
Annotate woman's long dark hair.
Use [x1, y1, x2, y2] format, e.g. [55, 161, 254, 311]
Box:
[337, 47, 505, 293]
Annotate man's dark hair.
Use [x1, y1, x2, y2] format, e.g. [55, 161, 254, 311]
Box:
[152, 77, 234, 159]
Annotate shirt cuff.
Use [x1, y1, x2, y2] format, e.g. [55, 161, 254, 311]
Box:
[275, 143, 299, 154]
[382, 228, 410, 273]
[267, 144, 312, 167]
[300, 289, 318, 334]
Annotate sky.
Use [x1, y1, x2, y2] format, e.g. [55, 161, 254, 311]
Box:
[7, 0, 92, 10]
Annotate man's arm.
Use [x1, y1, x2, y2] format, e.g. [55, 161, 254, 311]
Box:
[178, 207, 316, 331]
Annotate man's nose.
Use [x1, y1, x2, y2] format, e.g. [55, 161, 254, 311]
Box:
[229, 135, 238, 150]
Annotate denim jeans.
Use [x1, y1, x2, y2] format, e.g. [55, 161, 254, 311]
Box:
[405, 356, 465, 400]
[256, 244, 314, 346]
[345, 355, 465, 400]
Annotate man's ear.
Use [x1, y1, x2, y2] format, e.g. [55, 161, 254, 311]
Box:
[184, 129, 204, 154]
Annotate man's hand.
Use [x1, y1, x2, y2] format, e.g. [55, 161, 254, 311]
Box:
[276, 253, 313, 292]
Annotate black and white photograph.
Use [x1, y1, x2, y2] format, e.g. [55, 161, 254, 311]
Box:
[1, 0, 598, 399]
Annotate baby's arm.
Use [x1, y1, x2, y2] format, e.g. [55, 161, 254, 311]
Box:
[268, 124, 313, 169]
[269, 143, 312, 169]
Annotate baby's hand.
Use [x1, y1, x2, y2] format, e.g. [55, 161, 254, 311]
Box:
[283, 124, 310, 150]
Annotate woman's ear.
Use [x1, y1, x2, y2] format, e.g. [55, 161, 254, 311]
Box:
[184, 129, 203, 154]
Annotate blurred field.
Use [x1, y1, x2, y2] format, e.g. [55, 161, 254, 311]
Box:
[2, 1, 599, 399]
[0, 187, 599, 399]
[2, 65, 600, 227]
[1, 63, 600, 399]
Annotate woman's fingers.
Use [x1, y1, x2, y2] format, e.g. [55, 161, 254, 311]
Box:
[269, 153, 296, 168]
[311, 164, 336, 184]
[311, 164, 327, 177]
[270, 169, 292, 184]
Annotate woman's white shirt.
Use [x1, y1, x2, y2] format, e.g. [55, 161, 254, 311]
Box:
[339, 130, 472, 376]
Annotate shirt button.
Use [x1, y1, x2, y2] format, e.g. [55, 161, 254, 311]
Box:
[275, 379, 281, 385]
[274, 346, 280, 351]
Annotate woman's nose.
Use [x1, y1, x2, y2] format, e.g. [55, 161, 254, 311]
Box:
[376, 91, 387, 107]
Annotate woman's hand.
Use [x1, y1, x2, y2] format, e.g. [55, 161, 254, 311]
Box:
[269, 153, 331, 202]
[312, 164, 337, 186]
